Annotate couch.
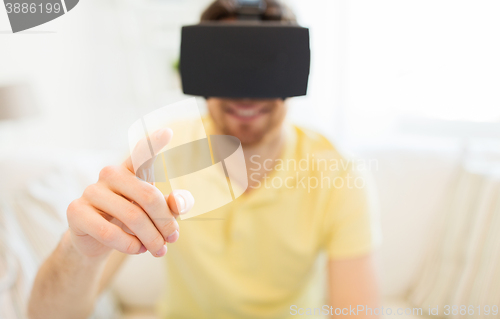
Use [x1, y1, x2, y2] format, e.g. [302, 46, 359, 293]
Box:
[3, 140, 493, 319]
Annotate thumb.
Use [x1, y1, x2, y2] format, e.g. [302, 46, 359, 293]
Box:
[167, 190, 195, 216]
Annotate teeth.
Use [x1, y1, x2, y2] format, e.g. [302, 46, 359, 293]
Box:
[236, 109, 257, 117]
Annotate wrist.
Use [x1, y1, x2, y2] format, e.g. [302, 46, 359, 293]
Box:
[60, 230, 111, 267]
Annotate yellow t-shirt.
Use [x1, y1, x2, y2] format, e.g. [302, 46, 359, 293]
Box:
[156, 117, 380, 319]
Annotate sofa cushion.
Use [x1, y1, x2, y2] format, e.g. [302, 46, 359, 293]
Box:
[408, 152, 500, 318]
[0, 150, 123, 318]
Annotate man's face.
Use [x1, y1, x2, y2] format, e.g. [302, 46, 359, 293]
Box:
[206, 98, 287, 146]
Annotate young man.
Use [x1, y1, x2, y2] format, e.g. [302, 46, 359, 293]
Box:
[28, 1, 381, 318]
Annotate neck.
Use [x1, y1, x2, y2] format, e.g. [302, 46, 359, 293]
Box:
[204, 115, 287, 191]
[241, 124, 287, 190]
[242, 124, 286, 164]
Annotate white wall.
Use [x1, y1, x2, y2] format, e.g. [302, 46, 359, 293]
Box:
[341, 0, 500, 145]
[0, 0, 211, 156]
[0, 0, 341, 157]
[0, 0, 130, 153]
[2, 0, 499, 157]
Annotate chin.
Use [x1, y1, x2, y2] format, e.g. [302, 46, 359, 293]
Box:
[206, 97, 286, 146]
[233, 133, 263, 146]
[225, 125, 266, 146]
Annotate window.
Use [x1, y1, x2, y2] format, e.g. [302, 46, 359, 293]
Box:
[288, 0, 500, 143]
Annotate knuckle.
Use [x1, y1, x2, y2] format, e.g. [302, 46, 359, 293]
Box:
[82, 183, 98, 199]
[140, 186, 162, 208]
[163, 218, 179, 234]
[147, 232, 165, 249]
[66, 199, 82, 222]
[123, 206, 144, 227]
[125, 239, 139, 254]
[97, 225, 115, 243]
[99, 165, 118, 181]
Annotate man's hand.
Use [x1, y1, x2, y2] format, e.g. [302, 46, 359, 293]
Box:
[28, 128, 193, 319]
[66, 128, 194, 258]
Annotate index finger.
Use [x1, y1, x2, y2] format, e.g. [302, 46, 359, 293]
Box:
[124, 128, 173, 177]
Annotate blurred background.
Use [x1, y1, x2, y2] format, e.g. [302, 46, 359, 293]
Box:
[1, 0, 500, 318]
[1, 0, 500, 151]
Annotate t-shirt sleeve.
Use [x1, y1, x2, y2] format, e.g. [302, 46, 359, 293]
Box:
[321, 168, 382, 259]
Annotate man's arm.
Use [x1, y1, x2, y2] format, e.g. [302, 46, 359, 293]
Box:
[28, 236, 128, 319]
[328, 253, 381, 318]
[28, 231, 118, 319]
[98, 250, 129, 294]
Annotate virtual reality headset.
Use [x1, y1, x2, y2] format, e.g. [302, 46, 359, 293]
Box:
[179, 2, 310, 99]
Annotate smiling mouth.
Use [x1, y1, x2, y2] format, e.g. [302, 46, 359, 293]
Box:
[235, 108, 259, 117]
[224, 102, 270, 120]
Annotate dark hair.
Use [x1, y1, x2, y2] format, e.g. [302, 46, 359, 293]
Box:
[200, 0, 297, 23]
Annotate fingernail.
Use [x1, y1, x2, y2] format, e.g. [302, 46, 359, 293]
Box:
[154, 128, 167, 141]
[167, 230, 179, 243]
[155, 128, 172, 141]
[172, 190, 194, 214]
[139, 245, 147, 254]
[155, 245, 167, 257]
[174, 193, 186, 212]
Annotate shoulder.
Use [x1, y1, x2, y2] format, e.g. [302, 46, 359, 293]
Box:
[287, 124, 373, 184]
[290, 124, 345, 163]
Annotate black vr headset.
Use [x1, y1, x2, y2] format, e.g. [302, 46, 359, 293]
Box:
[179, 0, 310, 99]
